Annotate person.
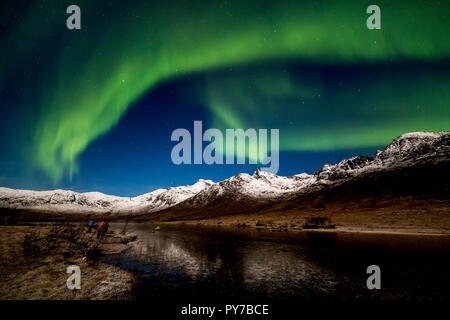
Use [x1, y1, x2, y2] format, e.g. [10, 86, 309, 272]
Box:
[87, 220, 94, 233]
[102, 222, 109, 237]
[97, 221, 105, 238]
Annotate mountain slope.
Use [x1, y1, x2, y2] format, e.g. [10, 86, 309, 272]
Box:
[144, 131, 449, 221]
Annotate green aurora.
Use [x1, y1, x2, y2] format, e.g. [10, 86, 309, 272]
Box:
[1, 0, 449, 182]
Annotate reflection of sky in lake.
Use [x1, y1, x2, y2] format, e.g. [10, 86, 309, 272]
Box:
[128, 235, 223, 279]
[109, 223, 338, 294]
[105, 223, 450, 301]
[242, 244, 337, 295]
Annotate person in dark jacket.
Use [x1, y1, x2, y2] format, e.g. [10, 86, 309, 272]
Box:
[87, 220, 94, 233]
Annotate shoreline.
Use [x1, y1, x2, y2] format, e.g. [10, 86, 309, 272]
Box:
[159, 217, 450, 237]
[2, 201, 449, 238]
[0, 224, 137, 300]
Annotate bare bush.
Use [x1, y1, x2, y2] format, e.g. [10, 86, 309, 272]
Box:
[21, 224, 102, 263]
[303, 216, 336, 229]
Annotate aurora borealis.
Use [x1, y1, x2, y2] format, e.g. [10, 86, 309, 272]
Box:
[0, 0, 449, 194]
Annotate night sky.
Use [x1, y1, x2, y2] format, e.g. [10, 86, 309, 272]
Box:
[0, 0, 449, 196]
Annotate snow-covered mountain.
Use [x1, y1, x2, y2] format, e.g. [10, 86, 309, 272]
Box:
[0, 131, 448, 217]
[315, 131, 449, 182]
[166, 131, 449, 211]
[0, 179, 214, 215]
[173, 169, 317, 210]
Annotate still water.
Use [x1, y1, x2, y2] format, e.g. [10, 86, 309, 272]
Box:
[104, 223, 450, 302]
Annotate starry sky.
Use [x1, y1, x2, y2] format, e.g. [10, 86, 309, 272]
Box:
[0, 0, 449, 196]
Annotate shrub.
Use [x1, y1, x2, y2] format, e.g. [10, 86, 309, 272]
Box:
[21, 224, 102, 262]
[84, 243, 101, 265]
[303, 216, 335, 229]
[22, 232, 45, 257]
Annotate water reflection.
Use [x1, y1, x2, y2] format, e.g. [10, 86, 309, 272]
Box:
[104, 223, 450, 301]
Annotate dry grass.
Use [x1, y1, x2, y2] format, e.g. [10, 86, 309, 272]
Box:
[167, 199, 450, 235]
[0, 224, 136, 300]
[21, 224, 101, 264]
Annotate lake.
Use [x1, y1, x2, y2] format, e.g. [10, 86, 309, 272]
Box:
[104, 223, 450, 302]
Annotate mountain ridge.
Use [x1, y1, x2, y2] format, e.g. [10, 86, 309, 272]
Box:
[0, 131, 448, 220]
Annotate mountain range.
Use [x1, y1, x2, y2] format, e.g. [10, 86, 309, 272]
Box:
[1, 131, 449, 224]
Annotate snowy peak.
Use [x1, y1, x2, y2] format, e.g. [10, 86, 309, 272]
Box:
[142, 179, 215, 208]
[180, 169, 315, 209]
[376, 131, 449, 162]
[193, 179, 215, 189]
[227, 170, 308, 196]
[315, 131, 449, 182]
[252, 168, 269, 178]
[387, 132, 446, 149]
